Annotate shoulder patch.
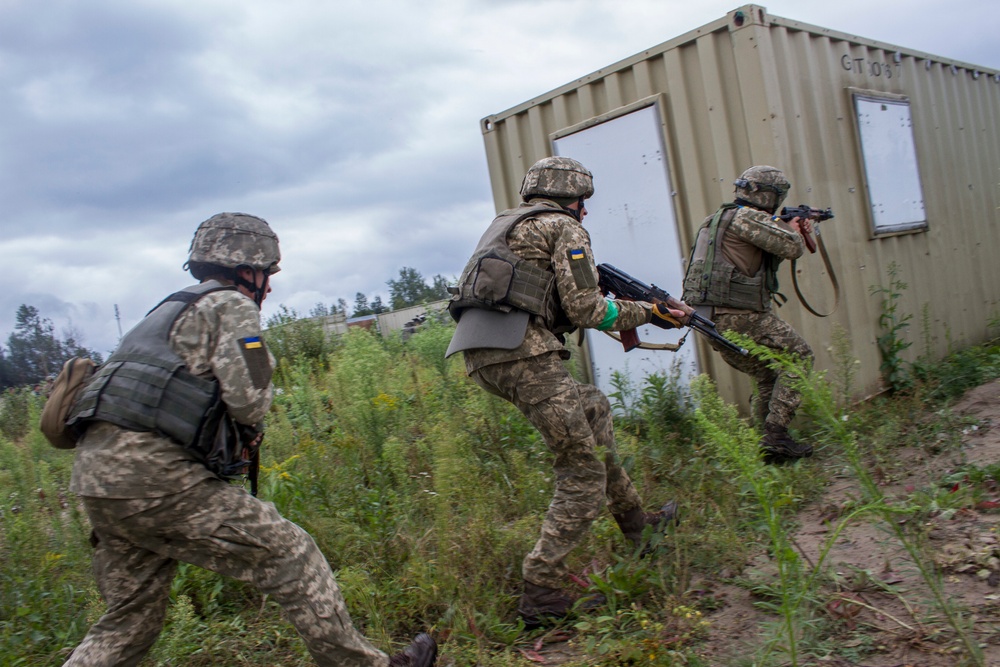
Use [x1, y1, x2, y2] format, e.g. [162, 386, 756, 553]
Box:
[239, 336, 272, 389]
[567, 248, 598, 290]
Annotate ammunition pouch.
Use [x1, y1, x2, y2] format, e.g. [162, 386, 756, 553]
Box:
[448, 203, 561, 325]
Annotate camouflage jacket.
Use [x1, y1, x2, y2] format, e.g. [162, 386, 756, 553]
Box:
[71, 285, 274, 498]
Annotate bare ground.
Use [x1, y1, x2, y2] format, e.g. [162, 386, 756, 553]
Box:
[699, 378, 1000, 667]
[520, 379, 1000, 666]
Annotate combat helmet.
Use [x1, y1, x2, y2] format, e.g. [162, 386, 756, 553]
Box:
[188, 212, 281, 274]
[733, 165, 790, 213]
[187, 212, 280, 306]
[520, 157, 595, 202]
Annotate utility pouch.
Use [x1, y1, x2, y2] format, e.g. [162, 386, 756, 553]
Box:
[39, 357, 98, 449]
[195, 405, 259, 486]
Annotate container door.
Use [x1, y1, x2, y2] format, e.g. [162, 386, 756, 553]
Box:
[553, 103, 699, 398]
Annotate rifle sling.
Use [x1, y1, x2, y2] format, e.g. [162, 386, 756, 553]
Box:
[790, 228, 840, 317]
[600, 329, 687, 352]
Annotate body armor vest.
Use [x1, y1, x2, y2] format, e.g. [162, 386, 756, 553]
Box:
[68, 282, 233, 454]
[448, 202, 561, 326]
[681, 204, 778, 312]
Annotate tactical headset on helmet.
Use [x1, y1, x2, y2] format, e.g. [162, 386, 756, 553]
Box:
[519, 157, 595, 202]
[733, 165, 791, 213]
[187, 212, 281, 305]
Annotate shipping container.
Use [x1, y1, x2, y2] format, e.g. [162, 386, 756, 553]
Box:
[480, 3, 1000, 409]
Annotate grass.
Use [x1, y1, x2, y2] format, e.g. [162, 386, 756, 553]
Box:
[2, 316, 1000, 665]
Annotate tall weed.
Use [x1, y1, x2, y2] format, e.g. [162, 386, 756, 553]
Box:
[870, 261, 914, 393]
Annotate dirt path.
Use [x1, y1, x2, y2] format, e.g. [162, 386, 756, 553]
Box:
[700, 378, 1000, 666]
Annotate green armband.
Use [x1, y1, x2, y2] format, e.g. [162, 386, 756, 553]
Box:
[596, 299, 619, 331]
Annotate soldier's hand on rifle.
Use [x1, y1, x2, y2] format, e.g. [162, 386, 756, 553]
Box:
[649, 302, 687, 329]
[788, 217, 817, 253]
[663, 294, 694, 321]
[787, 216, 812, 235]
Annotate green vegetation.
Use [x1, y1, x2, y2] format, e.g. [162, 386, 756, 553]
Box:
[870, 261, 914, 394]
[3, 309, 1000, 665]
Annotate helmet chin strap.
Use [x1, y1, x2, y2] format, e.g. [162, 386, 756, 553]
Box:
[565, 196, 586, 221]
[234, 265, 270, 307]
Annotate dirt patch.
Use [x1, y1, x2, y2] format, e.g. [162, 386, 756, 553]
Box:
[954, 379, 1000, 466]
[696, 378, 1000, 666]
[505, 380, 1000, 666]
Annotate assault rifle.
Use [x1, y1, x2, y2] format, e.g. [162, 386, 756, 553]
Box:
[776, 205, 834, 254]
[596, 264, 748, 356]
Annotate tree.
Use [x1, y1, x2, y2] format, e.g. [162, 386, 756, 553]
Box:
[264, 305, 332, 376]
[353, 293, 374, 317]
[0, 347, 11, 389]
[1, 305, 104, 389]
[309, 301, 352, 318]
[5, 306, 61, 385]
[387, 267, 451, 310]
[429, 274, 451, 302]
[370, 296, 387, 314]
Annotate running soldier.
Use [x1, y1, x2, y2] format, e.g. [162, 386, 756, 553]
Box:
[63, 213, 436, 667]
[446, 157, 688, 628]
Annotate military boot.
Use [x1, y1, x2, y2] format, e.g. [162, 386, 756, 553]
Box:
[613, 500, 679, 553]
[518, 581, 575, 629]
[388, 633, 437, 667]
[760, 423, 813, 463]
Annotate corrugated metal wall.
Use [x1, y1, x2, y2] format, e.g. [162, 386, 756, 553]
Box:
[480, 4, 1000, 406]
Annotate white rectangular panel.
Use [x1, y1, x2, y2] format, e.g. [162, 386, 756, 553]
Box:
[554, 104, 700, 398]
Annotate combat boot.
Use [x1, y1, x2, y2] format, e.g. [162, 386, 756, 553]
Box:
[518, 581, 575, 629]
[388, 633, 437, 667]
[760, 423, 813, 463]
[613, 500, 679, 553]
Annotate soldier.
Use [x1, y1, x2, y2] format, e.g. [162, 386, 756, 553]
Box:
[446, 157, 688, 628]
[681, 165, 814, 462]
[63, 213, 436, 667]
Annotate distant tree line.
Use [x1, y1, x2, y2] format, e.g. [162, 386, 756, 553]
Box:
[304, 266, 450, 318]
[0, 305, 104, 390]
[1, 266, 450, 390]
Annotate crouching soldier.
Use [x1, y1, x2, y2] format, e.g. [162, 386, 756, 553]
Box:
[63, 213, 436, 667]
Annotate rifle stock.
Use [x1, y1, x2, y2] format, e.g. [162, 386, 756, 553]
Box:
[596, 263, 748, 357]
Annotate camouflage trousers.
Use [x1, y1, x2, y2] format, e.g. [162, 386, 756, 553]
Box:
[712, 310, 813, 429]
[471, 351, 643, 589]
[64, 478, 388, 667]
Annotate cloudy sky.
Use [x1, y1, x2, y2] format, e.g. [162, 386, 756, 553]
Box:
[2, 0, 997, 356]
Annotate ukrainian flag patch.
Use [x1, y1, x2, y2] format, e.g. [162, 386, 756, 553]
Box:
[567, 248, 597, 289]
[239, 336, 272, 388]
[241, 336, 263, 349]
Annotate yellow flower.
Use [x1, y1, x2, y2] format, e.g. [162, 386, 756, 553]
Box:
[371, 393, 398, 410]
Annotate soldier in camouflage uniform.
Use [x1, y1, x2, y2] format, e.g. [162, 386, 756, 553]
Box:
[446, 157, 689, 628]
[681, 166, 814, 462]
[64, 213, 436, 667]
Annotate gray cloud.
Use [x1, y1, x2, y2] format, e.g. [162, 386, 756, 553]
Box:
[2, 0, 997, 355]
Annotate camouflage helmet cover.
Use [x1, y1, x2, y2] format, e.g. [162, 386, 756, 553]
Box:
[519, 156, 595, 201]
[734, 165, 791, 212]
[188, 212, 281, 273]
